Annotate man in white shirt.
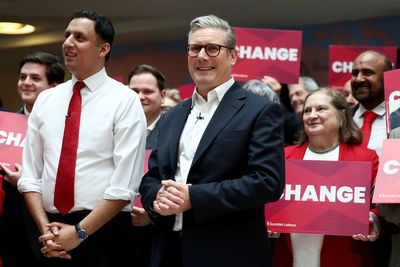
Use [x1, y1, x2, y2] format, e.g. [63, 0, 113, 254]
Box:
[139, 14, 284, 267]
[0, 51, 64, 267]
[351, 50, 393, 266]
[18, 10, 146, 266]
[351, 50, 392, 154]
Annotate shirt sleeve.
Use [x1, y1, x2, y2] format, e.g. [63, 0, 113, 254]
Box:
[18, 97, 45, 193]
[103, 92, 147, 203]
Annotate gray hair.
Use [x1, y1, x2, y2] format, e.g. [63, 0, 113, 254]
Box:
[188, 15, 236, 49]
[242, 79, 280, 104]
[288, 76, 318, 93]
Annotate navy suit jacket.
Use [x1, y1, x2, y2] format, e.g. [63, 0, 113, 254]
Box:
[139, 82, 285, 267]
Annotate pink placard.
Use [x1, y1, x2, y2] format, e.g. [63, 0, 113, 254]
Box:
[384, 69, 400, 133]
[328, 45, 397, 88]
[0, 111, 27, 171]
[133, 149, 152, 208]
[372, 139, 400, 203]
[178, 83, 195, 100]
[266, 159, 371, 236]
[232, 27, 302, 83]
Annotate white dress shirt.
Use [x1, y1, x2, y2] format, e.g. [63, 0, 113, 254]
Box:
[353, 102, 387, 154]
[173, 78, 234, 230]
[18, 68, 147, 213]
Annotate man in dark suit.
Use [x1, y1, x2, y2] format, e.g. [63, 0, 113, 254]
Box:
[0, 51, 64, 267]
[139, 15, 285, 267]
[128, 64, 167, 267]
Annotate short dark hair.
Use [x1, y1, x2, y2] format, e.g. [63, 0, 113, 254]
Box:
[19, 51, 65, 84]
[70, 10, 114, 61]
[297, 87, 362, 146]
[128, 64, 165, 91]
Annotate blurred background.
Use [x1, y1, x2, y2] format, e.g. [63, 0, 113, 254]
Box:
[1, 0, 400, 111]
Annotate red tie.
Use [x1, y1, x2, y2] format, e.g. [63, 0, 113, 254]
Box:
[360, 111, 378, 147]
[54, 81, 85, 215]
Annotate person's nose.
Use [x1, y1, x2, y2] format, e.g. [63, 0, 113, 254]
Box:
[197, 47, 209, 59]
[22, 76, 33, 86]
[309, 109, 318, 118]
[138, 92, 146, 101]
[63, 35, 75, 48]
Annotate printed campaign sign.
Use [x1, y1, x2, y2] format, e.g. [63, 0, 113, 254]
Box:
[0, 111, 27, 171]
[384, 69, 400, 133]
[328, 45, 397, 88]
[232, 27, 302, 83]
[266, 159, 371, 236]
[372, 139, 400, 203]
[134, 149, 152, 208]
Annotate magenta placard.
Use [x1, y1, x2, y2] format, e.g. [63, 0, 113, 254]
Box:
[372, 139, 400, 203]
[328, 45, 397, 88]
[384, 69, 400, 132]
[232, 27, 302, 83]
[178, 83, 195, 100]
[265, 159, 371, 236]
[0, 111, 27, 171]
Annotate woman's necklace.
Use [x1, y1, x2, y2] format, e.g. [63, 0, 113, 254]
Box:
[308, 142, 339, 154]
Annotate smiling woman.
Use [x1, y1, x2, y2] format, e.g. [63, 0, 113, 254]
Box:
[272, 87, 382, 267]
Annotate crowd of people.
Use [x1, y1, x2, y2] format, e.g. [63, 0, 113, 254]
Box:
[0, 9, 399, 267]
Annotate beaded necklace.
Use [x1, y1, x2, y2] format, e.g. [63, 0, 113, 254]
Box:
[308, 142, 339, 154]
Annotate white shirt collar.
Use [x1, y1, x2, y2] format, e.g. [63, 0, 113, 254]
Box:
[355, 101, 386, 119]
[191, 78, 235, 107]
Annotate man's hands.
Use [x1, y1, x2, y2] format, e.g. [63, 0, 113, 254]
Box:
[352, 215, 380, 242]
[0, 162, 21, 187]
[153, 180, 191, 216]
[38, 222, 82, 259]
[131, 206, 152, 226]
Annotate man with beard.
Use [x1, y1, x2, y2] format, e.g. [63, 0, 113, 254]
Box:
[351, 50, 393, 266]
[351, 50, 393, 154]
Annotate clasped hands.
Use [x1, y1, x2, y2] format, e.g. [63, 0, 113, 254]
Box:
[38, 222, 81, 259]
[153, 179, 191, 216]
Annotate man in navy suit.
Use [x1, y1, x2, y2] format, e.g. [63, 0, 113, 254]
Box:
[139, 14, 285, 267]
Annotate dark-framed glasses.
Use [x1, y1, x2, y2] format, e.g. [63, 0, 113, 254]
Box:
[186, 44, 232, 58]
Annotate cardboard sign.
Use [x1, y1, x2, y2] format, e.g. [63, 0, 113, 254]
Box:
[328, 45, 397, 88]
[0, 111, 27, 171]
[384, 69, 400, 132]
[232, 27, 302, 83]
[372, 139, 400, 203]
[266, 159, 371, 236]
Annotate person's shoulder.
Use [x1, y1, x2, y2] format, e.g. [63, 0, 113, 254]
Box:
[284, 144, 302, 157]
[343, 143, 378, 160]
[36, 81, 68, 101]
[237, 83, 280, 110]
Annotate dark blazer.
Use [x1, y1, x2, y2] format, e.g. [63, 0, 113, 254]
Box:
[390, 108, 400, 130]
[146, 117, 161, 150]
[273, 142, 379, 267]
[140, 82, 285, 267]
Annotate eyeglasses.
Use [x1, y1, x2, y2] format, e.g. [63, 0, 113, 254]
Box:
[186, 44, 232, 58]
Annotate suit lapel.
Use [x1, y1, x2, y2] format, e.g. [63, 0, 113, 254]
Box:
[191, 83, 245, 167]
[168, 98, 192, 173]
